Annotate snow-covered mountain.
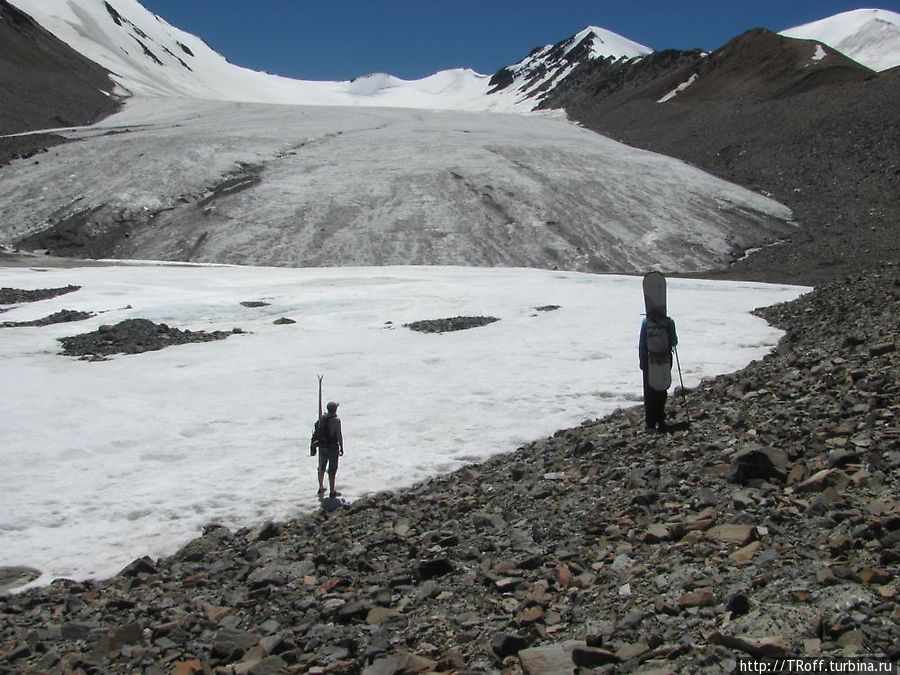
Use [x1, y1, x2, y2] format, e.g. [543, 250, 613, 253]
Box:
[7, 0, 899, 113]
[487, 26, 652, 106]
[3, 0, 654, 112]
[6, 0, 612, 112]
[6, 0, 504, 110]
[781, 8, 900, 72]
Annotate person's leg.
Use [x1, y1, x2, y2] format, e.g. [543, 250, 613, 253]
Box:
[657, 390, 669, 431]
[648, 387, 665, 430]
[329, 450, 340, 497]
[317, 453, 327, 494]
[642, 369, 656, 428]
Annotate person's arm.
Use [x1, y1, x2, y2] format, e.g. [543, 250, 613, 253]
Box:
[669, 318, 678, 349]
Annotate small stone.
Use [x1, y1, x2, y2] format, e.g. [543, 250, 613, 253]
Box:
[706, 524, 756, 545]
[869, 341, 895, 356]
[644, 524, 672, 543]
[787, 464, 808, 485]
[247, 656, 287, 675]
[415, 557, 453, 581]
[273, 317, 296, 325]
[496, 576, 525, 592]
[120, 555, 158, 577]
[836, 630, 866, 654]
[796, 469, 850, 494]
[616, 642, 650, 661]
[555, 564, 574, 588]
[876, 585, 897, 599]
[803, 639, 822, 656]
[730, 541, 763, 564]
[858, 567, 892, 585]
[491, 632, 530, 658]
[366, 607, 401, 625]
[727, 593, 751, 617]
[727, 446, 789, 484]
[363, 654, 436, 675]
[519, 642, 580, 675]
[60, 622, 98, 640]
[790, 589, 813, 602]
[212, 629, 259, 661]
[827, 449, 860, 468]
[708, 632, 788, 658]
[572, 645, 620, 667]
[96, 622, 143, 654]
[516, 606, 545, 625]
[679, 588, 716, 608]
[172, 661, 203, 675]
[817, 568, 839, 586]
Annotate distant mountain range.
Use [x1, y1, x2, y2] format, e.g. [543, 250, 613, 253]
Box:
[2, 1, 899, 115]
[1, 1, 898, 284]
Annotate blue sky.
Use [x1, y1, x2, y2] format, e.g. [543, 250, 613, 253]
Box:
[140, 1, 900, 80]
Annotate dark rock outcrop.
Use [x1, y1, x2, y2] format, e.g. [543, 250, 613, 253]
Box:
[404, 316, 500, 333]
[0, 0, 121, 162]
[58, 318, 244, 359]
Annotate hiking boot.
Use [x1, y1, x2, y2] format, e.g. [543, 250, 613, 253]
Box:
[317, 487, 326, 496]
[329, 491, 341, 499]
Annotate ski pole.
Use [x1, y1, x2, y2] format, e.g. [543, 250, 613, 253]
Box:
[674, 346, 691, 426]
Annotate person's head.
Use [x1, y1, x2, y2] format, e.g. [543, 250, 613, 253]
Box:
[326, 401, 339, 413]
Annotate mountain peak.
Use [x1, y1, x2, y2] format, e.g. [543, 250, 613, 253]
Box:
[487, 24, 652, 105]
[780, 7, 900, 72]
[573, 25, 653, 61]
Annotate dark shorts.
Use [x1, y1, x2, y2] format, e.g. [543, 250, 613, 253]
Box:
[318, 446, 339, 475]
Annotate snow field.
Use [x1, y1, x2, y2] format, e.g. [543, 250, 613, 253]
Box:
[0, 262, 808, 588]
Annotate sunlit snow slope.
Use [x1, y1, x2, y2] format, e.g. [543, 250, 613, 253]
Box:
[7, 0, 508, 109]
[5, 0, 657, 112]
[781, 8, 900, 72]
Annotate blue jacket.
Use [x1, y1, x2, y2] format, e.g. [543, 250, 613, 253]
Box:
[639, 317, 678, 371]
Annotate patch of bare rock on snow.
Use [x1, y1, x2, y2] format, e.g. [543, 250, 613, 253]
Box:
[0, 267, 898, 674]
[404, 316, 501, 334]
[58, 319, 246, 360]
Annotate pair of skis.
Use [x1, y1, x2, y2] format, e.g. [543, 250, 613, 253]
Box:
[642, 271, 691, 429]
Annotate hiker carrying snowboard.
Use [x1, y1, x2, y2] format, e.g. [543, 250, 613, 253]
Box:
[314, 401, 344, 498]
[639, 310, 678, 431]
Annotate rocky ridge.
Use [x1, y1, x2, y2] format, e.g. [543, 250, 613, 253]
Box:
[1, 266, 896, 673]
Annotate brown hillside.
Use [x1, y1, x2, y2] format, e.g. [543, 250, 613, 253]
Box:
[0, 0, 120, 163]
[543, 31, 900, 286]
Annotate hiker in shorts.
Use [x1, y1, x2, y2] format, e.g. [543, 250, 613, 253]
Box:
[639, 313, 678, 431]
[317, 401, 344, 498]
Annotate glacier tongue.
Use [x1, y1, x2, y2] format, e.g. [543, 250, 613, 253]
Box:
[0, 98, 794, 273]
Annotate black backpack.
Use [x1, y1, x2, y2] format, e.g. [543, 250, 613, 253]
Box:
[310, 415, 334, 451]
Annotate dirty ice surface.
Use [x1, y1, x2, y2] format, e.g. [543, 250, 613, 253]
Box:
[0, 98, 794, 273]
[0, 262, 808, 589]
